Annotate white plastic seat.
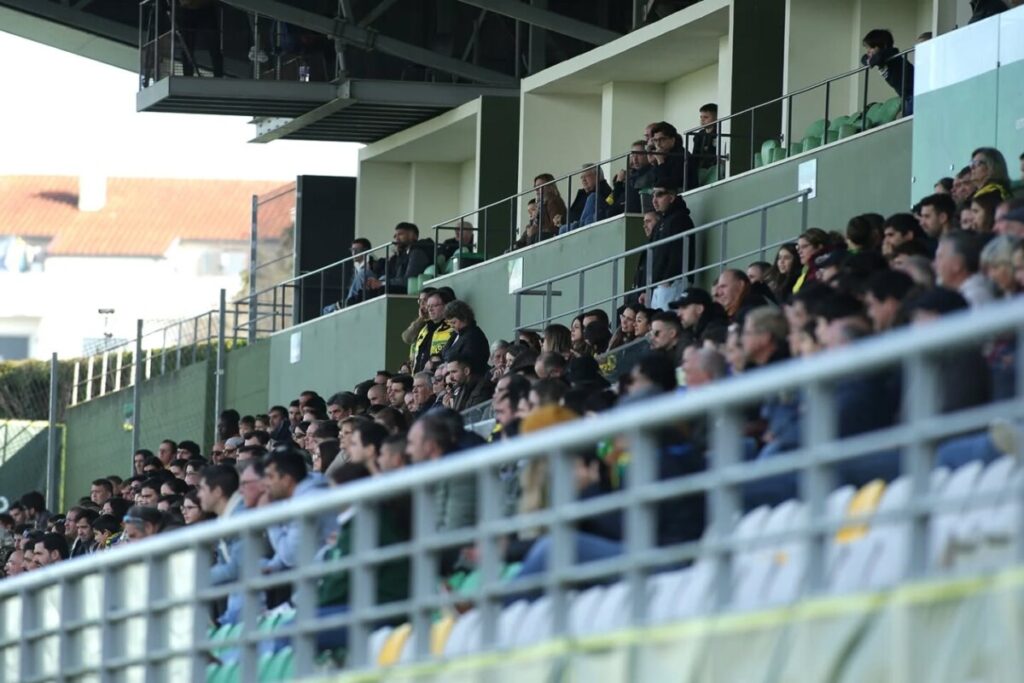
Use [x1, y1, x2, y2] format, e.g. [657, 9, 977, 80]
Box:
[497, 600, 531, 649]
[646, 568, 693, 624]
[510, 597, 552, 648]
[951, 455, 1018, 570]
[930, 460, 984, 570]
[443, 609, 480, 657]
[729, 505, 772, 589]
[979, 463, 1024, 567]
[568, 586, 605, 636]
[763, 505, 810, 605]
[367, 626, 393, 665]
[588, 581, 635, 634]
[732, 500, 803, 610]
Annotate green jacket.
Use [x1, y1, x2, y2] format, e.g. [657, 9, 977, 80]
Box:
[317, 496, 411, 608]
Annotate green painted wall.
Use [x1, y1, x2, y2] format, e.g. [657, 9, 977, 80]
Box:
[0, 427, 50, 503]
[63, 360, 213, 500]
[911, 71, 999, 203]
[911, 52, 1024, 202]
[223, 341, 271, 416]
[685, 119, 913, 279]
[267, 296, 420, 403]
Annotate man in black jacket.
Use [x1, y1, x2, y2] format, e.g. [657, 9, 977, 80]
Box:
[969, 0, 1008, 24]
[648, 121, 698, 191]
[441, 300, 490, 376]
[638, 187, 696, 310]
[365, 222, 434, 295]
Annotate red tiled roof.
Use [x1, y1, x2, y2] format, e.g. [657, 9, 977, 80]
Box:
[0, 176, 295, 257]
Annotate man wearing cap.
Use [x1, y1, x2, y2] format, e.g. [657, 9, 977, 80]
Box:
[670, 288, 728, 342]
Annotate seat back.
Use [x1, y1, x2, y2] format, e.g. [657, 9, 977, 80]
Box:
[834, 479, 887, 544]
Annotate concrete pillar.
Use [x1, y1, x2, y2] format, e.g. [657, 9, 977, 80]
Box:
[355, 161, 411, 247]
[599, 82, 664, 161]
[476, 96, 521, 256]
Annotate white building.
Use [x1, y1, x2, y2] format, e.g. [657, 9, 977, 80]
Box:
[0, 175, 294, 360]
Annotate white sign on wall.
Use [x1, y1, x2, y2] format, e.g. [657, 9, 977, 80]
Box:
[798, 159, 817, 201]
[290, 331, 301, 364]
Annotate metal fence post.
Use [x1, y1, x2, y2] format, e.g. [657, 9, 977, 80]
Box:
[132, 319, 143, 463]
[215, 289, 226, 429]
[249, 195, 258, 343]
[46, 352, 60, 513]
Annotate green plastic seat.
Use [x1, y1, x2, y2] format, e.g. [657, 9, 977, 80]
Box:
[760, 139, 779, 163]
[804, 118, 827, 141]
[864, 102, 885, 128]
[838, 124, 857, 139]
[770, 147, 788, 163]
[209, 661, 238, 683]
[407, 275, 424, 294]
[827, 115, 850, 132]
[206, 663, 220, 683]
[265, 647, 294, 682]
[257, 651, 277, 682]
[753, 152, 764, 168]
[698, 166, 719, 185]
[802, 136, 821, 151]
[447, 571, 467, 591]
[789, 141, 803, 156]
[877, 96, 902, 124]
[449, 249, 484, 272]
[456, 570, 481, 596]
[422, 264, 437, 278]
[501, 562, 523, 581]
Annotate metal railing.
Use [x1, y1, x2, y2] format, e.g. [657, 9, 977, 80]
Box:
[513, 190, 809, 333]
[3, 298, 1024, 681]
[680, 47, 915, 178]
[69, 307, 229, 408]
[138, 0, 339, 87]
[231, 241, 406, 340]
[430, 149, 694, 268]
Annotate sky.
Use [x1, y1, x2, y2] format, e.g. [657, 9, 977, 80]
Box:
[0, 31, 361, 180]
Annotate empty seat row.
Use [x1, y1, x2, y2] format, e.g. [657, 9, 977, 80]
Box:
[366, 454, 1021, 668]
[754, 96, 905, 168]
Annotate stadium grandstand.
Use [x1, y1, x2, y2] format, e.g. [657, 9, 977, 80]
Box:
[4, 0, 1024, 681]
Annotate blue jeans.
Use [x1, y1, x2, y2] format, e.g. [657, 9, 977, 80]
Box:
[516, 532, 624, 578]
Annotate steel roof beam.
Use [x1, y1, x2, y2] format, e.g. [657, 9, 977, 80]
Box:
[220, 0, 516, 85]
[456, 0, 621, 45]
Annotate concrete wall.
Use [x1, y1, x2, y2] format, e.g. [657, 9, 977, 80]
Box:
[519, 93, 602, 200]
[0, 426, 50, 504]
[63, 359, 213, 500]
[267, 296, 419, 403]
[685, 118, 913, 278]
[223, 340, 270, 416]
[663, 65, 720, 141]
[354, 161, 413, 247]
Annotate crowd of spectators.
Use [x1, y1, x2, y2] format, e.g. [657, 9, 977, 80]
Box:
[4, 78, 1024, 666]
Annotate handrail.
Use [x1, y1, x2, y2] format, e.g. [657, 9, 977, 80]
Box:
[680, 47, 915, 173]
[679, 46, 916, 140]
[513, 189, 809, 331]
[5, 297, 1023, 681]
[429, 149, 694, 265]
[517, 190, 808, 294]
[6, 296, 1024, 592]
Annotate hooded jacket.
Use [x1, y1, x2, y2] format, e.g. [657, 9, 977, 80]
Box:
[969, 0, 1008, 23]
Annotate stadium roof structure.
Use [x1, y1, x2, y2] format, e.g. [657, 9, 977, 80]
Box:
[0, 0, 674, 144]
